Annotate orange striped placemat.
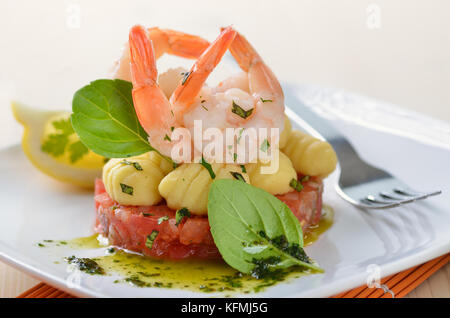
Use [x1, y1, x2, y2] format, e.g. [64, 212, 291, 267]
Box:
[17, 253, 449, 298]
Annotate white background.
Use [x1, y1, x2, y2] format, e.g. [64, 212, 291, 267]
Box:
[1, 0, 449, 143]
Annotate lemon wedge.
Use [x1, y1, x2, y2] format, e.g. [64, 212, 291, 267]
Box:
[12, 101, 105, 188]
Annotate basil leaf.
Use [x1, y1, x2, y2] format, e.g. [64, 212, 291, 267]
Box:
[289, 178, 303, 192]
[145, 230, 159, 249]
[200, 156, 216, 179]
[230, 171, 246, 182]
[208, 179, 322, 276]
[120, 183, 133, 195]
[175, 208, 190, 226]
[71, 79, 153, 158]
[158, 216, 169, 225]
[260, 97, 273, 103]
[260, 139, 270, 152]
[121, 159, 143, 171]
[231, 101, 253, 119]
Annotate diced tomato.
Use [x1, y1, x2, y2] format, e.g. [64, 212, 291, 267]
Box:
[276, 175, 323, 231]
[94, 176, 323, 260]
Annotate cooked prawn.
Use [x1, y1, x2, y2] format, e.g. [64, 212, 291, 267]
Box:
[129, 25, 284, 163]
[111, 27, 210, 81]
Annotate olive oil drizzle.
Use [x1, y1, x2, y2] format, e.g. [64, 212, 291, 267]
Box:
[43, 206, 333, 294]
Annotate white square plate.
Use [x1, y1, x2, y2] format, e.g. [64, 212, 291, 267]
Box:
[1, 85, 449, 297]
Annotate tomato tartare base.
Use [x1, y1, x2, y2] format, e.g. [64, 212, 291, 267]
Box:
[94, 177, 323, 260]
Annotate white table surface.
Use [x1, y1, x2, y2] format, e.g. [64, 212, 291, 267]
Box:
[0, 0, 449, 298]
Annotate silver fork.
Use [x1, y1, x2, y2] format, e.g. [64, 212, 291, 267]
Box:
[284, 86, 442, 209]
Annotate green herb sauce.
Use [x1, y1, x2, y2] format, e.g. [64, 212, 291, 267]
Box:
[48, 206, 333, 294]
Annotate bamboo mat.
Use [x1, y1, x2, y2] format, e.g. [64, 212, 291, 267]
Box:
[17, 254, 449, 298]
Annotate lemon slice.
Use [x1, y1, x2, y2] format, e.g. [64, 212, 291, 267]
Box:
[12, 101, 105, 188]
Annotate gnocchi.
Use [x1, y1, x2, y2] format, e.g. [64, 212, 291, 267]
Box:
[246, 151, 297, 195]
[279, 115, 292, 149]
[158, 163, 250, 215]
[282, 130, 337, 177]
[102, 151, 173, 206]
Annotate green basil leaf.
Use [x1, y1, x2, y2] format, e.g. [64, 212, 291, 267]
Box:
[175, 208, 190, 226]
[231, 101, 253, 119]
[71, 79, 154, 158]
[200, 156, 216, 179]
[208, 179, 323, 277]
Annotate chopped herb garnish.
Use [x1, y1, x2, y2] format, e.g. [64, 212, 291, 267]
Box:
[289, 178, 303, 192]
[181, 71, 191, 85]
[231, 101, 253, 119]
[164, 134, 172, 142]
[175, 208, 191, 226]
[121, 159, 143, 171]
[125, 275, 146, 287]
[260, 97, 273, 103]
[170, 126, 175, 132]
[200, 156, 216, 179]
[120, 183, 134, 195]
[230, 172, 246, 182]
[237, 128, 245, 144]
[201, 104, 209, 111]
[260, 139, 270, 152]
[301, 175, 310, 182]
[142, 213, 153, 217]
[145, 230, 159, 250]
[66, 256, 105, 275]
[158, 215, 169, 225]
[233, 153, 237, 162]
[107, 247, 115, 254]
[240, 165, 247, 173]
[37, 243, 45, 247]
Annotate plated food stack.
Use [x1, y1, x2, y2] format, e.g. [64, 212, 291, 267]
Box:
[46, 24, 337, 281]
[91, 26, 337, 261]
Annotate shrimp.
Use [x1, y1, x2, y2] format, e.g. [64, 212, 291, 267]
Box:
[225, 30, 285, 132]
[129, 25, 284, 163]
[178, 30, 285, 161]
[129, 25, 235, 159]
[111, 27, 210, 82]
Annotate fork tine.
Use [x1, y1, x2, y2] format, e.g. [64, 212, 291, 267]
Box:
[379, 192, 406, 201]
[363, 196, 402, 208]
[365, 195, 394, 204]
[380, 191, 415, 204]
[360, 198, 400, 209]
[394, 188, 442, 201]
[362, 188, 442, 209]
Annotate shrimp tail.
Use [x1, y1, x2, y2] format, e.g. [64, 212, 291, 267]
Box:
[221, 28, 262, 72]
[226, 30, 283, 103]
[152, 28, 210, 59]
[170, 26, 237, 121]
[129, 25, 158, 89]
[129, 25, 174, 146]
